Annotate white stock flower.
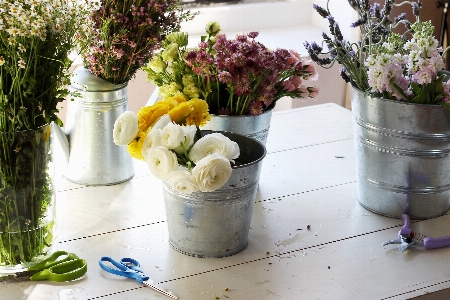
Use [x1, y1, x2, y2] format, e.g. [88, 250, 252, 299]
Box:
[173, 125, 196, 155]
[141, 128, 162, 159]
[146, 146, 179, 180]
[189, 133, 240, 163]
[192, 153, 232, 192]
[112, 111, 139, 146]
[167, 168, 198, 194]
[160, 122, 185, 149]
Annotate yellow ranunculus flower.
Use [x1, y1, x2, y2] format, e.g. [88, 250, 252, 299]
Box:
[127, 131, 146, 161]
[166, 95, 188, 105]
[137, 103, 171, 132]
[169, 101, 193, 124]
[185, 98, 211, 127]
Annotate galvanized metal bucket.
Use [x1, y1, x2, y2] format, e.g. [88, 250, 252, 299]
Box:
[62, 67, 135, 186]
[351, 87, 450, 219]
[163, 131, 266, 257]
[201, 110, 272, 145]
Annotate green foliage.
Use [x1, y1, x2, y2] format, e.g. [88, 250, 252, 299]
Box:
[0, 125, 54, 266]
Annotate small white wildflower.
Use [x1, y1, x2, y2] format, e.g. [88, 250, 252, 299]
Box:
[0, 56, 5, 66]
[18, 59, 26, 69]
[18, 43, 26, 53]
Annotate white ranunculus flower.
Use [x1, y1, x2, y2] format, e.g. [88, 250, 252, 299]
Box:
[113, 111, 139, 146]
[189, 133, 240, 163]
[167, 168, 199, 194]
[192, 153, 232, 192]
[142, 128, 162, 159]
[160, 122, 185, 149]
[173, 125, 197, 155]
[146, 146, 179, 180]
[152, 114, 172, 131]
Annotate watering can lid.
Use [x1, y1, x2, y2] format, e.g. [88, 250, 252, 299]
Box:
[70, 66, 127, 92]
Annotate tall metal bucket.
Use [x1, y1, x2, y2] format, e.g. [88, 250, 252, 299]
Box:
[163, 131, 266, 257]
[351, 87, 450, 219]
[63, 67, 135, 186]
[201, 109, 272, 146]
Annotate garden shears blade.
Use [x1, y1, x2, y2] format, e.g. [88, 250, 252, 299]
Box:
[0, 250, 87, 282]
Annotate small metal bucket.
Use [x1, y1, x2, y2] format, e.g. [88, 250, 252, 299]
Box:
[62, 67, 134, 186]
[201, 110, 272, 145]
[163, 131, 266, 257]
[351, 87, 450, 219]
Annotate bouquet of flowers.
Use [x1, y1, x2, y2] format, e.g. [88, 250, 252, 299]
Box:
[0, 0, 99, 266]
[113, 96, 240, 193]
[79, 0, 195, 84]
[0, 0, 100, 131]
[304, 0, 450, 106]
[143, 22, 319, 116]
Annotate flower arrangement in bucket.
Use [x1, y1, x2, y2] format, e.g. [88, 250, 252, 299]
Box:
[113, 96, 241, 193]
[0, 0, 99, 267]
[305, 0, 450, 219]
[79, 0, 195, 84]
[143, 22, 319, 116]
[113, 97, 267, 257]
[305, 0, 450, 104]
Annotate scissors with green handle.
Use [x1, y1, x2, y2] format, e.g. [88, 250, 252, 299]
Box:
[0, 251, 87, 282]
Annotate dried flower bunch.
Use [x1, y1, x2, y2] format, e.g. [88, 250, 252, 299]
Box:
[0, 0, 100, 131]
[113, 97, 240, 194]
[144, 22, 319, 116]
[305, 0, 450, 106]
[80, 0, 195, 84]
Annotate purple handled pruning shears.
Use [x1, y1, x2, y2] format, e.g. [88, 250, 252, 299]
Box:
[382, 214, 450, 252]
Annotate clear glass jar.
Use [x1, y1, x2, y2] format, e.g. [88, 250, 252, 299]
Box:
[0, 124, 55, 272]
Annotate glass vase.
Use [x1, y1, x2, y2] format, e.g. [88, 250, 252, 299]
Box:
[0, 124, 55, 272]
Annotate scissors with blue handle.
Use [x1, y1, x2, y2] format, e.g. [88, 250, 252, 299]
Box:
[0, 251, 87, 282]
[99, 256, 179, 299]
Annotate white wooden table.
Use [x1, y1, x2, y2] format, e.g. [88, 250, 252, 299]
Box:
[2, 103, 450, 300]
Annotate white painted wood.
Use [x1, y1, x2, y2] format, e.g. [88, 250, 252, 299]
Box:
[2, 104, 448, 300]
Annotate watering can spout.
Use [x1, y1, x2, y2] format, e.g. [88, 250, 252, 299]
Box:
[51, 122, 70, 166]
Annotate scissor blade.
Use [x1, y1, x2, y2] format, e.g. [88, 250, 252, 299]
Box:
[143, 280, 179, 300]
[399, 241, 413, 252]
[382, 239, 401, 246]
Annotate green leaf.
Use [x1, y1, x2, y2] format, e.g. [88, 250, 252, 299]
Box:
[411, 82, 421, 95]
[391, 81, 410, 100]
[410, 85, 428, 103]
[435, 74, 445, 95]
